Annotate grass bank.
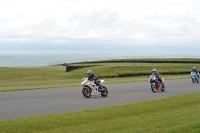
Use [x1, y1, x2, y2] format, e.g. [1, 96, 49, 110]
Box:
[0, 62, 197, 92]
[0, 93, 199, 133]
[66, 65, 192, 78]
[0, 65, 192, 92]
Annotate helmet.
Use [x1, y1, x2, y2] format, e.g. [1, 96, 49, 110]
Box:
[152, 68, 156, 74]
[87, 70, 92, 76]
[192, 67, 196, 70]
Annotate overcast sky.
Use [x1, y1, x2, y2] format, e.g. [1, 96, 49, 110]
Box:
[0, 0, 200, 52]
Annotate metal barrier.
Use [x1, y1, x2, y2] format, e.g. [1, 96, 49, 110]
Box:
[47, 55, 200, 66]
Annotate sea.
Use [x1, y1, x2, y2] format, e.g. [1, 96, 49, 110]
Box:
[0, 51, 200, 67]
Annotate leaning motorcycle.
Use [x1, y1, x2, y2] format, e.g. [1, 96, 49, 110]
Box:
[190, 72, 199, 83]
[149, 75, 165, 92]
[81, 78, 108, 98]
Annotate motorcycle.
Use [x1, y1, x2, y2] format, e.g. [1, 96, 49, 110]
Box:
[81, 78, 108, 98]
[149, 75, 165, 92]
[190, 72, 199, 83]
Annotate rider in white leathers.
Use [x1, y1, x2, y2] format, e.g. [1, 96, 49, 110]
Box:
[152, 69, 162, 84]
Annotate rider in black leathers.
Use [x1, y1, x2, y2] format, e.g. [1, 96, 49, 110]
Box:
[87, 70, 102, 90]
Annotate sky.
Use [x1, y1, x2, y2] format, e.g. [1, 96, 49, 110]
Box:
[0, 0, 200, 52]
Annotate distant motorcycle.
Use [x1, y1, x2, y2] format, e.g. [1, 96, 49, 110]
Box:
[81, 78, 108, 98]
[190, 72, 199, 83]
[149, 75, 165, 92]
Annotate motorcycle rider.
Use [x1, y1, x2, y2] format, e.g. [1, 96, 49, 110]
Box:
[152, 68, 162, 84]
[87, 70, 103, 90]
[192, 67, 199, 77]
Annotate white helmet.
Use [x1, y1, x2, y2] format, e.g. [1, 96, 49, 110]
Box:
[152, 68, 156, 74]
[152, 68, 156, 72]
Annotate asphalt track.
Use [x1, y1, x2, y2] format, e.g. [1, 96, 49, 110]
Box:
[0, 78, 199, 121]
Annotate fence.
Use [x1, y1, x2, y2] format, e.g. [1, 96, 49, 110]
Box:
[47, 55, 200, 66]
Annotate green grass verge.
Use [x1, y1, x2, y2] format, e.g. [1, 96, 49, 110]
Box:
[0, 93, 200, 133]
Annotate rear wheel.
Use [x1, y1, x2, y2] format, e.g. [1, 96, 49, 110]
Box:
[101, 86, 108, 97]
[151, 84, 156, 92]
[82, 88, 91, 98]
[161, 83, 165, 92]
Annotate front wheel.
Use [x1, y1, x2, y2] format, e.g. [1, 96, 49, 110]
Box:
[151, 84, 156, 92]
[101, 86, 108, 97]
[161, 83, 165, 92]
[82, 88, 91, 98]
[192, 78, 195, 83]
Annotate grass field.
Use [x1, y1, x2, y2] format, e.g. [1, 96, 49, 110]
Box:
[0, 58, 199, 92]
[0, 92, 199, 133]
[0, 65, 194, 92]
[0, 58, 200, 133]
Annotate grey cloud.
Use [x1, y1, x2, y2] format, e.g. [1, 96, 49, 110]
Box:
[69, 10, 119, 27]
[0, 18, 8, 23]
[0, 19, 62, 42]
[119, 13, 200, 41]
[1, 0, 200, 51]
[68, 10, 119, 35]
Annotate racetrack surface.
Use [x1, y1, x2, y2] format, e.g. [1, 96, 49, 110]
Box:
[0, 78, 199, 121]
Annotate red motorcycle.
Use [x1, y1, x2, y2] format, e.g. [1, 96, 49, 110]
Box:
[149, 75, 165, 92]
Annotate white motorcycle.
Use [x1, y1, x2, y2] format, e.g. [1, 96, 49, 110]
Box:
[81, 78, 108, 98]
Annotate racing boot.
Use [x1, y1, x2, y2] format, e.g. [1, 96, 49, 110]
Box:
[98, 85, 103, 92]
